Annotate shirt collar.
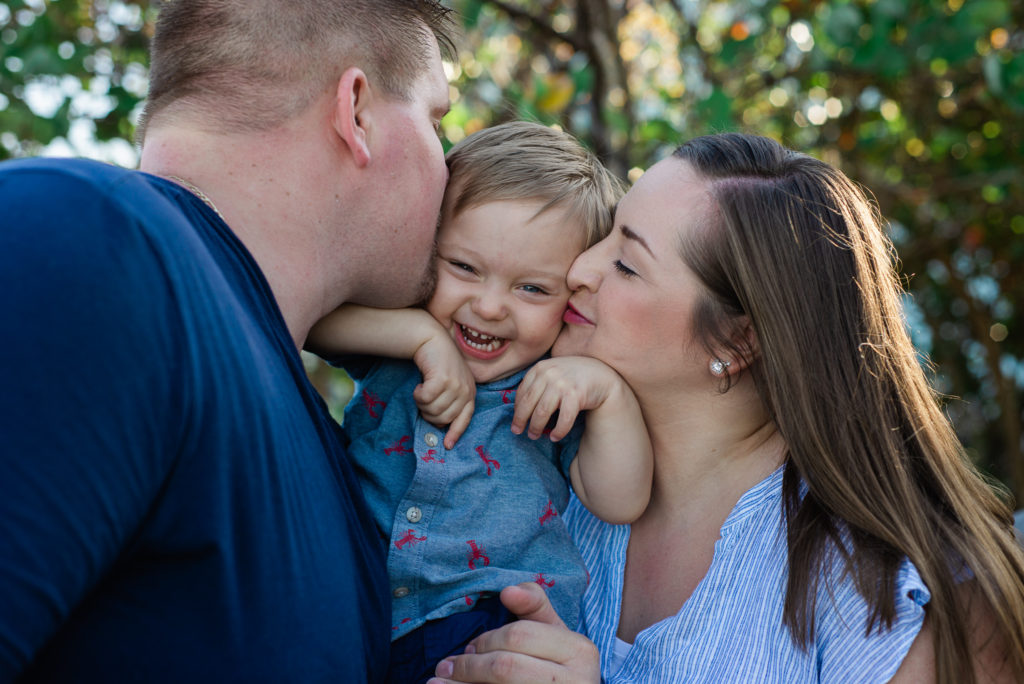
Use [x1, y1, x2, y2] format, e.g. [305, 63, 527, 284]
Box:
[719, 464, 786, 539]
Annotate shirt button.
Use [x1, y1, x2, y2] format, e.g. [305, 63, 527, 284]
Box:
[393, 586, 410, 598]
[406, 506, 423, 523]
[424, 433, 439, 447]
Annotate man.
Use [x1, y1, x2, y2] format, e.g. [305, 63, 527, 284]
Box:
[0, 1, 455, 681]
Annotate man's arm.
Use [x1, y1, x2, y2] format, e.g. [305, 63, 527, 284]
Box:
[0, 166, 183, 677]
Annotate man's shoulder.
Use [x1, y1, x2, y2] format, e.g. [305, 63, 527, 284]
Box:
[0, 156, 135, 189]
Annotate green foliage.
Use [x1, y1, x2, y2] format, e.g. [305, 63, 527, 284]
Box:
[0, 0, 153, 161]
[2, 0, 1022, 500]
[445, 0, 1024, 503]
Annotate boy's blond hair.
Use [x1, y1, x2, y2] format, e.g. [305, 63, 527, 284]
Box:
[443, 121, 625, 248]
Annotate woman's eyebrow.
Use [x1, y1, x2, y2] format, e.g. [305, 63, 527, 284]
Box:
[621, 225, 655, 258]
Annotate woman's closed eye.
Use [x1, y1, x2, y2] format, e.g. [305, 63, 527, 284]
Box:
[614, 260, 638, 278]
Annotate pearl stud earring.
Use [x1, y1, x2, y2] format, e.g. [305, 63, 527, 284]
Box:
[710, 359, 731, 376]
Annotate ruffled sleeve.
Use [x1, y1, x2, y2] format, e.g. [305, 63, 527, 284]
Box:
[816, 555, 931, 683]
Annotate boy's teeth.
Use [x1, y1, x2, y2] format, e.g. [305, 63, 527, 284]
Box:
[460, 324, 504, 352]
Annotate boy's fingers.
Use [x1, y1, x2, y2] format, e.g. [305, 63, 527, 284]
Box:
[527, 392, 560, 439]
[548, 396, 579, 441]
[444, 401, 474, 449]
[511, 382, 543, 435]
[414, 380, 442, 405]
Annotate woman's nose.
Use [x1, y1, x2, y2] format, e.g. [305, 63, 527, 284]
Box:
[566, 241, 603, 292]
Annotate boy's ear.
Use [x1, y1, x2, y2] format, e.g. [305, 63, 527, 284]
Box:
[332, 67, 371, 168]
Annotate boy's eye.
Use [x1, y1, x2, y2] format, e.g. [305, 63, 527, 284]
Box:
[614, 260, 638, 278]
[450, 261, 475, 274]
[519, 284, 548, 295]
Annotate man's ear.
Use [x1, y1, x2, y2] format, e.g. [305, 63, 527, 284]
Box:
[333, 67, 371, 168]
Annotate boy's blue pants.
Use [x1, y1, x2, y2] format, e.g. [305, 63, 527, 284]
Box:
[387, 595, 514, 684]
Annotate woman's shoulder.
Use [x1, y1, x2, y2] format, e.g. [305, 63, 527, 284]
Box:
[810, 533, 930, 681]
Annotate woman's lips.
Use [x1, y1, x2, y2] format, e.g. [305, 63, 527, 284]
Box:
[563, 302, 592, 326]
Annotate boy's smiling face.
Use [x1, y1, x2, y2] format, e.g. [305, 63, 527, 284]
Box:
[426, 199, 586, 384]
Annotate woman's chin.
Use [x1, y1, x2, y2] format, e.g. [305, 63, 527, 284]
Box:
[550, 335, 577, 358]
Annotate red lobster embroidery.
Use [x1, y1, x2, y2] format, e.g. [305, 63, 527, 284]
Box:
[534, 573, 555, 588]
[501, 389, 515, 404]
[395, 529, 426, 550]
[384, 435, 413, 456]
[538, 500, 558, 525]
[476, 445, 500, 475]
[466, 540, 490, 569]
[421, 449, 445, 464]
[362, 390, 386, 419]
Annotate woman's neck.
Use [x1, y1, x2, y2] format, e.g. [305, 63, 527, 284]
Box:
[636, 379, 786, 523]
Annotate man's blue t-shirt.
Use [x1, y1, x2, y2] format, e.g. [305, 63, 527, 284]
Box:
[0, 159, 389, 682]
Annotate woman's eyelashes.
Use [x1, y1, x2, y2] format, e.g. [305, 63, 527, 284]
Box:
[613, 259, 638, 278]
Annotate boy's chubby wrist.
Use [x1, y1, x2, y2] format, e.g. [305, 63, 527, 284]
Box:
[409, 312, 452, 349]
[592, 372, 635, 415]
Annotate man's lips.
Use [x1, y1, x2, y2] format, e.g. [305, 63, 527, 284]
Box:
[563, 302, 592, 326]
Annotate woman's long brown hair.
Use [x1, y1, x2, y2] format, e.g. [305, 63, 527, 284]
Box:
[674, 133, 1024, 683]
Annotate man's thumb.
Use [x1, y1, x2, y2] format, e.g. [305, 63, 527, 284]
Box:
[500, 582, 566, 627]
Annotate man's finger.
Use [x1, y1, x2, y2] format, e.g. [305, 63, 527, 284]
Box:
[501, 582, 567, 626]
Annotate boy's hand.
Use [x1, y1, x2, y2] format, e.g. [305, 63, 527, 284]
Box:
[412, 334, 476, 449]
[511, 357, 622, 442]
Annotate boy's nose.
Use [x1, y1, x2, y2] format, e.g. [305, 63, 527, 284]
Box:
[468, 286, 507, 321]
[470, 289, 509, 320]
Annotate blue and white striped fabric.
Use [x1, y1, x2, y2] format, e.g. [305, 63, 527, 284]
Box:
[564, 465, 930, 683]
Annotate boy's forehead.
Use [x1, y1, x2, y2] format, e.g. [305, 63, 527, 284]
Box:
[440, 199, 587, 241]
[437, 200, 587, 272]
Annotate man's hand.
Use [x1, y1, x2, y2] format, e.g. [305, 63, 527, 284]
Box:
[428, 582, 601, 684]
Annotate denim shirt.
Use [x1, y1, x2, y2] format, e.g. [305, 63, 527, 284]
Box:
[342, 359, 588, 639]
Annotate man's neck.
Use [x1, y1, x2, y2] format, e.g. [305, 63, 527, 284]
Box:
[139, 115, 346, 348]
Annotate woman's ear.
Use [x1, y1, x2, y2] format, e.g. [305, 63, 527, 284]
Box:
[732, 317, 760, 371]
[710, 317, 760, 377]
[332, 67, 371, 168]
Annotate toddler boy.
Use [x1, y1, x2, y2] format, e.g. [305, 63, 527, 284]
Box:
[307, 121, 652, 683]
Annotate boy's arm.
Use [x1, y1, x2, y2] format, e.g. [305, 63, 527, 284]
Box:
[306, 305, 475, 447]
[306, 303, 445, 360]
[511, 356, 652, 524]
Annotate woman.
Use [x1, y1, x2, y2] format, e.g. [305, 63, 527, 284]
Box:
[428, 133, 1024, 683]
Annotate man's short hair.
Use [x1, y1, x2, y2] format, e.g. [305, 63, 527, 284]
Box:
[141, 0, 456, 134]
[443, 121, 625, 248]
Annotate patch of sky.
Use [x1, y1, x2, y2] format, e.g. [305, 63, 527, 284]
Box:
[901, 293, 933, 355]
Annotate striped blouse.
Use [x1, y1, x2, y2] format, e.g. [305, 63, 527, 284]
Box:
[564, 465, 930, 683]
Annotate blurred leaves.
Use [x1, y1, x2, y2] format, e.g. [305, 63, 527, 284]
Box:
[445, 0, 1024, 504]
[0, 0, 153, 161]
[2, 0, 1022, 501]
